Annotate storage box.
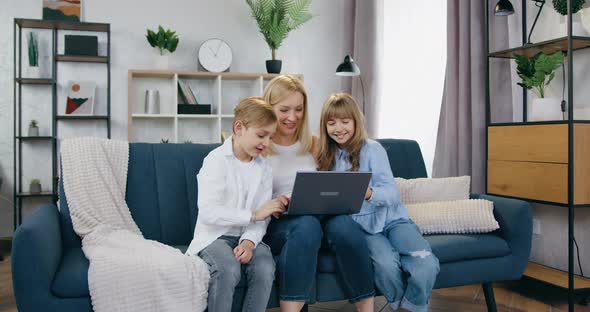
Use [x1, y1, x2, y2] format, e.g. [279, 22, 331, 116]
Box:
[65, 35, 98, 56]
[178, 104, 211, 114]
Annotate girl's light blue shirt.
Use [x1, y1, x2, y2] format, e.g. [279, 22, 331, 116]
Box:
[332, 139, 409, 234]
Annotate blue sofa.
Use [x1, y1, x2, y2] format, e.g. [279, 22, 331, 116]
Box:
[12, 139, 532, 312]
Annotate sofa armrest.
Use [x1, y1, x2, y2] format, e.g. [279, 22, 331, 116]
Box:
[12, 204, 63, 309]
[471, 193, 532, 269]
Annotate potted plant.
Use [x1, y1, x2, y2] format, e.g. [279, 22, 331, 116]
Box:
[27, 31, 39, 77]
[29, 179, 41, 194]
[28, 120, 39, 136]
[553, 0, 588, 36]
[146, 25, 179, 68]
[160, 138, 169, 143]
[246, 0, 313, 73]
[515, 51, 565, 121]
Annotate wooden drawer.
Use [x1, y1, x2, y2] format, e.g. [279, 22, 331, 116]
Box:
[488, 124, 568, 163]
[488, 160, 568, 204]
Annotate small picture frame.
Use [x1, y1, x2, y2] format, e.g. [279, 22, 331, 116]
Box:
[65, 81, 95, 115]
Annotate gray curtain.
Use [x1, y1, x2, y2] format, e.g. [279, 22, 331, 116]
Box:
[433, 0, 512, 193]
[352, 0, 383, 138]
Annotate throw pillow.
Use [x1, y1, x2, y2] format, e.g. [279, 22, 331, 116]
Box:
[407, 199, 499, 235]
[395, 176, 470, 204]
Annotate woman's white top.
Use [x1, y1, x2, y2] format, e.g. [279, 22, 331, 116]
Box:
[267, 141, 317, 198]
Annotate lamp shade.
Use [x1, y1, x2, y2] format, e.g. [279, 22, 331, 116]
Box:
[335, 55, 360, 76]
[494, 0, 515, 16]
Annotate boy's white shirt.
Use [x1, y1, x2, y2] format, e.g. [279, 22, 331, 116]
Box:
[185, 136, 273, 256]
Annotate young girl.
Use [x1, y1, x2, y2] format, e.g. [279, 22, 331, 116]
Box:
[317, 93, 440, 312]
[186, 97, 288, 312]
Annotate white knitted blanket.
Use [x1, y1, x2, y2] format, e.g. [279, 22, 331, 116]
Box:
[61, 137, 209, 312]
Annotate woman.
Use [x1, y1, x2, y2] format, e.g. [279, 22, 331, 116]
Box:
[262, 75, 375, 312]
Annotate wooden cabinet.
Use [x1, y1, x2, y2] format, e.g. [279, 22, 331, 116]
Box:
[487, 123, 590, 205]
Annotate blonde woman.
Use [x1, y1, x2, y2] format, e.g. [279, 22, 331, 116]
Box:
[262, 76, 375, 312]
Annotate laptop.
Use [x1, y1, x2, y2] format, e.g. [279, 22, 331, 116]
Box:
[284, 171, 372, 215]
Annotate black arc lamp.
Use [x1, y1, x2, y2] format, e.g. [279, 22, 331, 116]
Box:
[494, 0, 546, 44]
[335, 55, 366, 115]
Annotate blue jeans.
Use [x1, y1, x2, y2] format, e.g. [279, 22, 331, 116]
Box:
[198, 236, 275, 312]
[365, 219, 439, 312]
[264, 215, 375, 303]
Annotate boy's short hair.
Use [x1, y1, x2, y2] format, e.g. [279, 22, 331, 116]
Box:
[233, 97, 277, 133]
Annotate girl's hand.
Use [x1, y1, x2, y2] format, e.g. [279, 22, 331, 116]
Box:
[234, 240, 254, 264]
[254, 196, 288, 221]
[365, 186, 373, 200]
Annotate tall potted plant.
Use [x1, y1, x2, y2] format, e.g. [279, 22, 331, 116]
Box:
[27, 31, 39, 77]
[552, 0, 587, 36]
[515, 51, 565, 121]
[246, 0, 313, 73]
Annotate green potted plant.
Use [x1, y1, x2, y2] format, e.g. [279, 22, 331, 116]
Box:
[515, 51, 565, 121]
[160, 138, 169, 143]
[28, 120, 39, 136]
[29, 179, 41, 194]
[246, 0, 313, 73]
[146, 25, 179, 68]
[552, 0, 588, 36]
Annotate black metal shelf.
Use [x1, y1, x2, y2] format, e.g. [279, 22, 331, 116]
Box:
[15, 18, 109, 32]
[56, 55, 109, 63]
[13, 18, 111, 230]
[16, 192, 55, 198]
[15, 78, 54, 85]
[56, 115, 109, 120]
[16, 136, 54, 141]
[489, 36, 590, 58]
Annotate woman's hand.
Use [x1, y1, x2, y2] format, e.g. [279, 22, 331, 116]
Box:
[365, 186, 373, 200]
[234, 240, 254, 264]
[254, 196, 288, 221]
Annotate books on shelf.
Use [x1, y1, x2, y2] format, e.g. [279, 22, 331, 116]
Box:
[177, 80, 199, 104]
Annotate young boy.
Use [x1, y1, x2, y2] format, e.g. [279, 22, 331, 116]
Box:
[186, 97, 288, 312]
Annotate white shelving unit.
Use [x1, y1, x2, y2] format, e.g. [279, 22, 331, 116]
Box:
[128, 70, 302, 143]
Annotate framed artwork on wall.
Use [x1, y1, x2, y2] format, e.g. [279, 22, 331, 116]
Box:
[42, 0, 81, 22]
[66, 81, 95, 115]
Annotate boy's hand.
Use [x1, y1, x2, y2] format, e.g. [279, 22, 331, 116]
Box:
[234, 240, 255, 264]
[254, 196, 287, 221]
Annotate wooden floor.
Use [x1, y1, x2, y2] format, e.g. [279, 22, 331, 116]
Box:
[1, 251, 589, 312]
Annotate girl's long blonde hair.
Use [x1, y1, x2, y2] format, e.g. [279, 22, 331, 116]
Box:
[263, 74, 313, 156]
[317, 93, 368, 171]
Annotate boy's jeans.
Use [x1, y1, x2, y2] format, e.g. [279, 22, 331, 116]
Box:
[198, 236, 275, 312]
[365, 219, 440, 312]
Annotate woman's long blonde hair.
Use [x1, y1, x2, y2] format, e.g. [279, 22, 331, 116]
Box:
[317, 93, 368, 171]
[263, 75, 313, 156]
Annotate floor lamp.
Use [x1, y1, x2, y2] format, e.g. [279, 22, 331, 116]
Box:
[335, 55, 366, 115]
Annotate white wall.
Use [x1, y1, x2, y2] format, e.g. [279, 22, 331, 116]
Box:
[0, 0, 354, 236]
[379, 1, 447, 176]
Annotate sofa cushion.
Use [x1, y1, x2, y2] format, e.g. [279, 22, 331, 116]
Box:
[426, 234, 510, 263]
[52, 248, 89, 298]
[316, 234, 510, 273]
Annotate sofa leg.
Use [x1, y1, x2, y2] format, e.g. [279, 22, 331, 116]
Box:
[482, 282, 497, 312]
[301, 303, 309, 312]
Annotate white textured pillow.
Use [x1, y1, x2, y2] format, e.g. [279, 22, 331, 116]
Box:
[395, 176, 470, 204]
[407, 199, 499, 235]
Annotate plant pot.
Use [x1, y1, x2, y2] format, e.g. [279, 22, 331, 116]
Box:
[29, 182, 41, 194]
[154, 52, 170, 69]
[530, 98, 563, 121]
[28, 126, 39, 137]
[580, 7, 590, 34]
[25, 66, 40, 78]
[266, 60, 282, 74]
[556, 13, 588, 37]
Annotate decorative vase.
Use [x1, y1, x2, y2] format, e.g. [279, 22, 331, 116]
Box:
[28, 126, 39, 136]
[145, 90, 160, 114]
[580, 7, 590, 35]
[154, 52, 170, 69]
[29, 182, 41, 194]
[266, 60, 282, 74]
[530, 98, 563, 121]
